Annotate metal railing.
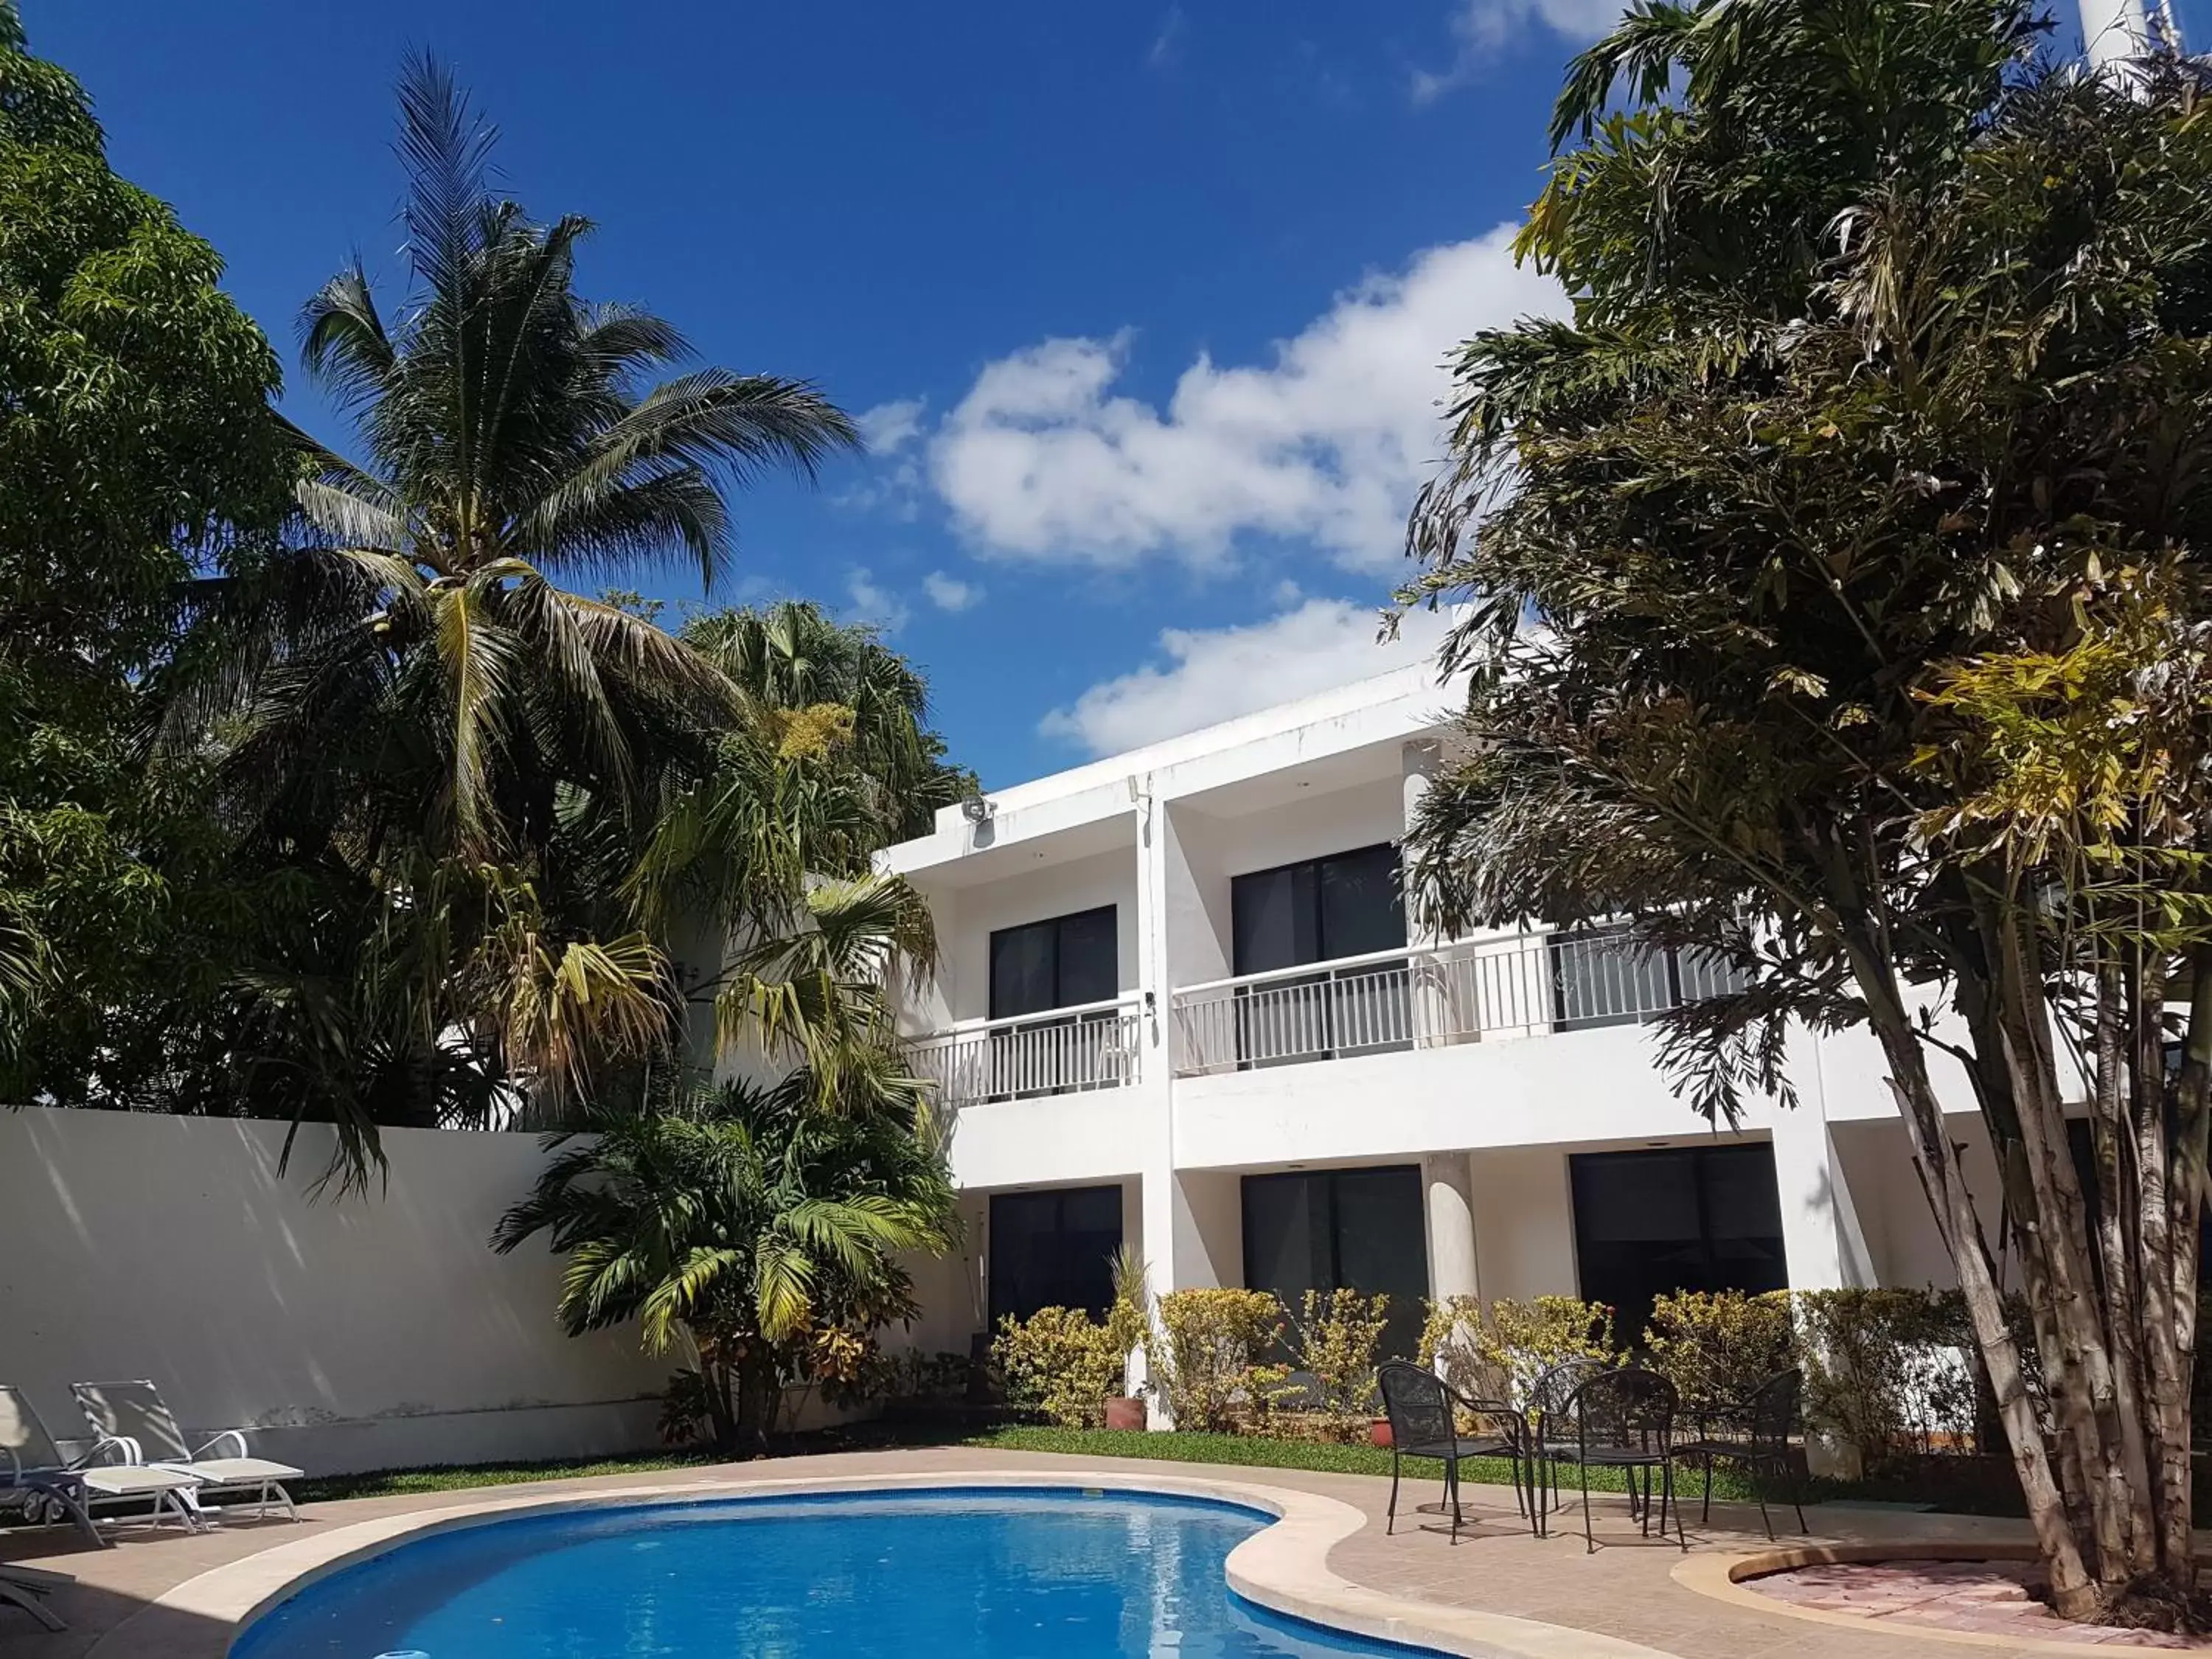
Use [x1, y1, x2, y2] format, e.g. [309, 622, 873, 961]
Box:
[1171, 927, 1736, 1077]
[908, 995, 1144, 1107]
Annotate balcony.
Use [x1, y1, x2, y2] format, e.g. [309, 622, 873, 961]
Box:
[1169, 927, 1731, 1077]
[909, 995, 1144, 1107]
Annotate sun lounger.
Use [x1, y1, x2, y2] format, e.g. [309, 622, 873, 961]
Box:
[0, 1564, 71, 1632]
[71, 1382, 299, 1522]
[1, 1385, 203, 1537]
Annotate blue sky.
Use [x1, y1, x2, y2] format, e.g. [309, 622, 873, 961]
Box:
[27, 0, 2125, 787]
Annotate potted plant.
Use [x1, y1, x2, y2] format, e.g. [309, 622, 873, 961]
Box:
[1102, 1245, 1151, 1432]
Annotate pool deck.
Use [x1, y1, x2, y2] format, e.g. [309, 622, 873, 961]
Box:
[0, 1446, 2116, 1659]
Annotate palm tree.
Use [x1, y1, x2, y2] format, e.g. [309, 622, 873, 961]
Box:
[197, 52, 858, 860]
[142, 53, 862, 1181]
[492, 1075, 958, 1452]
[683, 601, 973, 844]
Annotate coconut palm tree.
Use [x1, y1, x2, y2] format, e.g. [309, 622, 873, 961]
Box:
[492, 1074, 958, 1452]
[194, 52, 858, 860]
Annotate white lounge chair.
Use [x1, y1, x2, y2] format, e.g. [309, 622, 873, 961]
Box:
[0, 1385, 204, 1537]
[70, 1382, 299, 1522]
[0, 1564, 71, 1632]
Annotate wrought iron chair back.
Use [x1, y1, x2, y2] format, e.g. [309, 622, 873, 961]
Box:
[1745, 1366, 1802, 1455]
[1568, 1366, 1677, 1456]
[1377, 1360, 1455, 1450]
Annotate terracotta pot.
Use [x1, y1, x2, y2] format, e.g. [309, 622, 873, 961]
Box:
[1370, 1418, 1394, 1449]
[1104, 1396, 1147, 1432]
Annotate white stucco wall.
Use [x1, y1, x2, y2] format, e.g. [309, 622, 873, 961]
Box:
[936, 846, 1139, 1025]
[0, 1108, 669, 1475]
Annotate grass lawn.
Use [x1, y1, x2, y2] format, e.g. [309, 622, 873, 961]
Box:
[291, 1422, 1778, 1505]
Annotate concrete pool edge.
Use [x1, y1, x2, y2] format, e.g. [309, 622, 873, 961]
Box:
[86, 1470, 1688, 1659]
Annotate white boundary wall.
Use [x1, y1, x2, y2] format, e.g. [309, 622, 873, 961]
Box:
[0, 1107, 669, 1475]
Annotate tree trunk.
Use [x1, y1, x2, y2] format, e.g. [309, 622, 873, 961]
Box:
[733, 1357, 781, 1454]
[1835, 912, 2102, 1617]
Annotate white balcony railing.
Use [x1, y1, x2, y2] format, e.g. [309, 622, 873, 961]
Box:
[909, 995, 1144, 1107]
[1170, 927, 1731, 1077]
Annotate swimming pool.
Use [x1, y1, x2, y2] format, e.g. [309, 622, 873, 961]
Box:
[229, 1486, 1439, 1658]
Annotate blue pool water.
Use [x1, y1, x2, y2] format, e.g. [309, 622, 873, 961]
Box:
[230, 1487, 1436, 1659]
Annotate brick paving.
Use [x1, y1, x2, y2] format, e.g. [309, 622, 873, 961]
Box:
[0, 1446, 2184, 1658]
[1750, 1560, 2204, 1649]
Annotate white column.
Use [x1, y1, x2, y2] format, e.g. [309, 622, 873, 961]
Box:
[1770, 1057, 1875, 1478]
[2081, 0, 2150, 74]
[1400, 740, 1443, 945]
[1422, 1152, 1481, 1305]
[1133, 777, 1183, 1427]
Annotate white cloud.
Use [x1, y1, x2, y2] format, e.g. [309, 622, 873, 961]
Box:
[925, 226, 1561, 574]
[1040, 597, 1455, 756]
[1150, 5, 1188, 67]
[844, 567, 910, 633]
[858, 397, 926, 454]
[1411, 0, 1626, 102]
[922, 571, 983, 613]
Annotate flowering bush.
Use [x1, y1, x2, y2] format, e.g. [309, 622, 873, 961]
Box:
[1290, 1288, 1391, 1422]
[1468, 1295, 1617, 1408]
[992, 1307, 1127, 1428]
[1644, 1289, 1797, 1418]
[1153, 1287, 1290, 1432]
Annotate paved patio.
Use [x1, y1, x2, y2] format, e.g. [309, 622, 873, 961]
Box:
[0, 1446, 2125, 1659]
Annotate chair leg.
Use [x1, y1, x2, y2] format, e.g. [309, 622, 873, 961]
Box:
[1581, 1464, 1595, 1554]
[1755, 1481, 1774, 1543]
[1669, 1461, 1686, 1550]
[1448, 1458, 1463, 1545]
[1789, 1461, 1809, 1534]
[1387, 1450, 1400, 1537]
[1701, 1455, 1714, 1524]
[0, 1578, 66, 1635]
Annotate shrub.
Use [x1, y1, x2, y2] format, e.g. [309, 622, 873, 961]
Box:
[992, 1307, 1125, 1429]
[1795, 1288, 1982, 1470]
[1290, 1288, 1391, 1421]
[1643, 1290, 1796, 1418]
[1472, 1295, 1617, 1408]
[1417, 1294, 1494, 1398]
[1153, 1287, 1290, 1432]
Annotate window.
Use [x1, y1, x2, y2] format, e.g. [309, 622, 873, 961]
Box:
[984, 908, 1121, 1098]
[990, 906, 1117, 1019]
[1231, 844, 1405, 973]
[1242, 1165, 1428, 1360]
[1568, 1143, 1787, 1345]
[1229, 846, 1408, 1064]
[989, 1186, 1124, 1326]
[1550, 931, 1747, 1032]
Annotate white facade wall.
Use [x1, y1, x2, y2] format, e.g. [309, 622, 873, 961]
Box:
[0, 1108, 672, 1474]
[885, 667, 2014, 1368]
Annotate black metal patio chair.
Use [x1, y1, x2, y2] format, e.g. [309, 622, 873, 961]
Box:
[1376, 1361, 1536, 1543]
[1527, 1355, 1610, 1527]
[1670, 1366, 1808, 1540]
[1552, 1366, 1686, 1554]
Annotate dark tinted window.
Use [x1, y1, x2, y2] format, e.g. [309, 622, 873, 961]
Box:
[989, 1185, 1124, 1325]
[1231, 844, 1403, 974]
[1569, 1144, 1787, 1345]
[989, 906, 1118, 1019]
[1242, 1165, 1427, 1360]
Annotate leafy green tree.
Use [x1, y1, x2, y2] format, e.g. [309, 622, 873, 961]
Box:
[1402, 0, 2212, 1622]
[493, 1076, 958, 1452]
[0, 2, 289, 1092]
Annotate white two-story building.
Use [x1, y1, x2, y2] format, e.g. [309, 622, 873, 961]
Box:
[886, 661, 1997, 1384]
